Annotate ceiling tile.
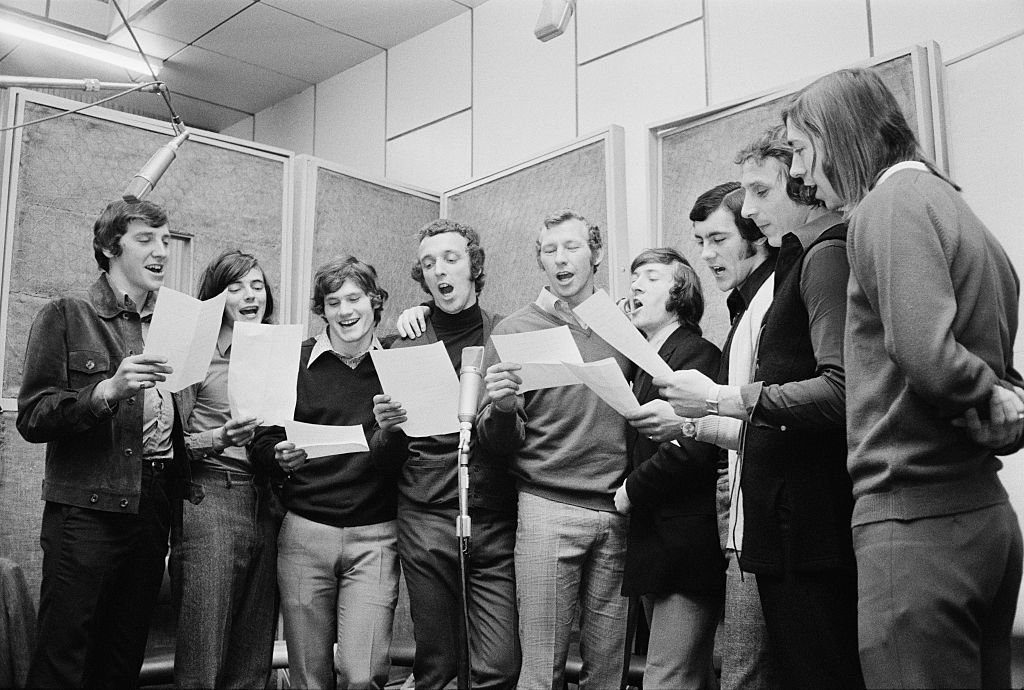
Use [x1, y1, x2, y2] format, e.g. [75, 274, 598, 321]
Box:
[195, 2, 379, 82]
[0, 0, 46, 16]
[106, 26, 187, 60]
[159, 44, 308, 113]
[262, 0, 466, 48]
[113, 0, 254, 44]
[48, 0, 111, 35]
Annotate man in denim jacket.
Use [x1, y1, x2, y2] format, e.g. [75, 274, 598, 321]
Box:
[17, 199, 184, 688]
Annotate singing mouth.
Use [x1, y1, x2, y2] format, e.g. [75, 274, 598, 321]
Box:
[438, 282, 454, 296]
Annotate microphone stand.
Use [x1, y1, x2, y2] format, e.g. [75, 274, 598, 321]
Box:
[455, 422, 473, 690]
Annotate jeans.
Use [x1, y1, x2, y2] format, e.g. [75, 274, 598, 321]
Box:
[855, 502, 1023, 689]
[170, 468, 279, 688]
[515, 491, 629, 690]
[277, 512, 399, 690]
[27, 464, 171, 689]
[397, 503, 520, 689]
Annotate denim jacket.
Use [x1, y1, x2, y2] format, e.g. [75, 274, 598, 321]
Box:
[17, 274, 184, 513]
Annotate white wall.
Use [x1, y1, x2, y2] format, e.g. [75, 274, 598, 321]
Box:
[243, 2, 1024, 624]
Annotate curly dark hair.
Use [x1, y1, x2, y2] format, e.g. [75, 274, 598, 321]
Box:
[630, 247, 704, 335]
[311, 256, 388, 325]
[410, 219, 486, 295]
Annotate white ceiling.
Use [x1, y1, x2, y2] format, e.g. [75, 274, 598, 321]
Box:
[0, 0, 489, 132]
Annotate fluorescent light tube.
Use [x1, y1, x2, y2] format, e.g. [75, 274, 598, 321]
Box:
[0, 15, 160, 76]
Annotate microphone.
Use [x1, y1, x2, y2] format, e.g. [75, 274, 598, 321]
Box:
[122, 130, 190, 203]
[458, 346, 486, 426]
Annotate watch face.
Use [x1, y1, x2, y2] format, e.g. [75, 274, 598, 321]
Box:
[681, 419, 697, 438]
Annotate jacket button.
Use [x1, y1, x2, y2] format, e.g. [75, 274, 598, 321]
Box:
[780, 425, 787, 432]
[127, 397, 135, 406]
[122, 313, 130, 320]
[89, 494, 99, 503]
[85, 360, 95, 370]
[128, 350, 134, 356]
[120, 499, 129, 509]
[124, 448, 133, 456]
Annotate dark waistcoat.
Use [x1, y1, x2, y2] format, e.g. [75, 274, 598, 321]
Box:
[739, 222, 854, 575]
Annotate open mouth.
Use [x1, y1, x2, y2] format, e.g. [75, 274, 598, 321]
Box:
[437, 283, 454, 296]
[238, 306, 260, 317]
[710, 265, 726, 277]
[555, 271, 574, 282]
[144, 264, 164, 275]
[339, 317, 360, 328]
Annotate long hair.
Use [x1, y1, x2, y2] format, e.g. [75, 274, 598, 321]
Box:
[782, 67, 957, 210]
[197, 249, 275, 323]
[630, 247, 704, 335]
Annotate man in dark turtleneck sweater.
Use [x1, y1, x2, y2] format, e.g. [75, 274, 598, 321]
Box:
[372, 220, 519, 689]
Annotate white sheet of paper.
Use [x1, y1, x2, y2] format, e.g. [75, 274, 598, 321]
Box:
[228, 323, 303, 425]
[562, 358, 641, 417]
[284, 420, 368, 459]
[144, 287, 227, 393]
[572, 289, 674, 378]
[370, 341, 460, 437]
[490, 325, 583, 392]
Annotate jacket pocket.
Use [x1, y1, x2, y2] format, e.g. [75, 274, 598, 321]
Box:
[68, 350, 110, 387]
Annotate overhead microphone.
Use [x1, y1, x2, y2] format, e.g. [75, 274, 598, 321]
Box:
[122, 129, 190, 203]
[458, 346, 486, 426]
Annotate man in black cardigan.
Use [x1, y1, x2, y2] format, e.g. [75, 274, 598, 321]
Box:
[614, 247, 725, 689]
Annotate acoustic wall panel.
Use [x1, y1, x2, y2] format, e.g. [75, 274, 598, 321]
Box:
[652, 45, 943, 347]
[441, 127, 628, 319]
[292, 155, 441, 338]
[0, 89, 292, 610]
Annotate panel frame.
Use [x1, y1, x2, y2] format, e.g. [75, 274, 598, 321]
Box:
[647, 43, 948, 247]
[440, 125, 630, 298]
[290, 153, 440, 334]
[0, 87, 295, 408]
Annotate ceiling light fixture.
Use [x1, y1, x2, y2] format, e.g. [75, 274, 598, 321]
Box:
[0, 14, 160, 76]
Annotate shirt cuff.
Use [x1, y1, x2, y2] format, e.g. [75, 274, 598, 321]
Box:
[695, 415, 743, 450]
[88, 385, 116, 417]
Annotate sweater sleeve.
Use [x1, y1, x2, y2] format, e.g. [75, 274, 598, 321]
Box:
[475, 330, 526, 454]
[250, 424, 286, 480]
[744, 240, 847, 430]
[850, 183, 998, 416]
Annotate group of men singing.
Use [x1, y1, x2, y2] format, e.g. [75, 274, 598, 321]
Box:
[16, 106, 1024, 689]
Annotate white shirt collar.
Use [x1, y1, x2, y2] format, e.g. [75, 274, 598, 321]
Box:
[876, 160, 929, 188]
[534, 286, 589, 328]
[307, 330, 382, 368]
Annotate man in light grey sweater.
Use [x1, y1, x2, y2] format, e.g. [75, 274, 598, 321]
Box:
[477, 209, 632, 690]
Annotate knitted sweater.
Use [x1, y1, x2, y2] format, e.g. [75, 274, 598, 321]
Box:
[251, 337, 399, 527]
[476, 304, 631, 511]
[846, 167, 1021, 526]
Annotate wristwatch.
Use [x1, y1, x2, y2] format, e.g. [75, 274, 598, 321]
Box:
[705, 384, 721, 416]
[680, 418, 697, 438]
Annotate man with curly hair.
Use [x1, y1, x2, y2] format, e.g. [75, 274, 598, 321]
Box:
[373, 219, 520, 689]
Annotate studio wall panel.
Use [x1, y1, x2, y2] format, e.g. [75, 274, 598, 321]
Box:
[315, 54, 387, 177]
[472, 0, 576, 179]
[652, 46, 940, 347]
[0, 89, 292, 606]
[386, 111, 472, 192]
[871, 0, 1024, 62]
[705, 0, 869, 106]
[254, 85, 315, 156]
[578, 22, 706, 257]
[386, 12, 471, 138]
[292, 155, 440, 338]
[442, 127, 628, 318]
[577, 0, 701, 64]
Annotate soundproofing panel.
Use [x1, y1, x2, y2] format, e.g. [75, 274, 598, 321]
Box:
[442, 127, 628, 319]
[653, 46, 944, 347]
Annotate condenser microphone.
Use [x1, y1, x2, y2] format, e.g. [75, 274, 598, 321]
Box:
[458, 346, 486, 426]
[122, 130, 190, 203]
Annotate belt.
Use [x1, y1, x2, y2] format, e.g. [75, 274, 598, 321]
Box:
[143, 459, 169, 472]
